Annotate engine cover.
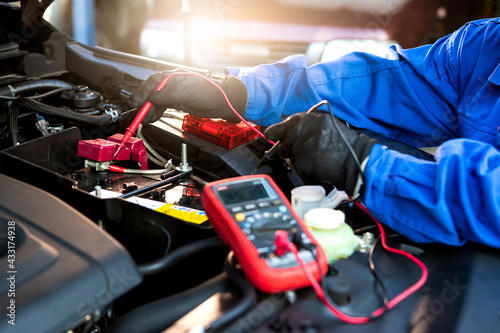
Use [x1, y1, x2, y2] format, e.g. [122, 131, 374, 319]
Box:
[0, 174, 142, 333]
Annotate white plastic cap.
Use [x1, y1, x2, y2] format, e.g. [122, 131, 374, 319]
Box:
[291, 185, 325, 202]
[304, 208, 345, 229]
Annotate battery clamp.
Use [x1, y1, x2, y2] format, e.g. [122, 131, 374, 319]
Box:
[202, 174, 329, 293]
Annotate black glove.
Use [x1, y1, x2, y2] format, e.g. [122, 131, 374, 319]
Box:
[264, 111, 378, 196]
[129, 70, 248, 123]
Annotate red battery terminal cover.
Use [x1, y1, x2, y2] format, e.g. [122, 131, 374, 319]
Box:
[182, 114, 260, 149]
[77, 134, 148, 169]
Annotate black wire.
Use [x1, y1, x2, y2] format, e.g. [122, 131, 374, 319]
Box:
[206, 251, 257, 333]
[147, 219, 172, 255]
[368, 236, 389, 310]
[137, 237, 226, 276]
[0, 95, 17, 100]
[353, 224, 378, 235]
[315, 100, 367, 200]
[27, 87, 72, 99]
[0, 86, 71, 100]
[313, 244, 389, 319]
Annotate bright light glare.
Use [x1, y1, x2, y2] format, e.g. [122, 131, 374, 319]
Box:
[140, 28, 184, 61]
[321, 39, 395, 61]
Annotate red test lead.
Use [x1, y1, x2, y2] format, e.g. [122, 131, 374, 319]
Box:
[113, 74, 173, 158]
[114, 71, 275, 159]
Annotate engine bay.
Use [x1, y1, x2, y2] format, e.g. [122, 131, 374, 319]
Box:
[1, 2, 500, 333]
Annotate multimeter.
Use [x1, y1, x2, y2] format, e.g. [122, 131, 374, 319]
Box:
[202, 175, 328, 293]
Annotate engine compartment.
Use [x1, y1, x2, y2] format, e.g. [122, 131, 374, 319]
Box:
[0, 5, 299, 331]
[1, 3, 500, 333]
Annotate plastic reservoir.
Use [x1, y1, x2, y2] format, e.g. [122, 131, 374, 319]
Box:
[304, 208, 360, 263]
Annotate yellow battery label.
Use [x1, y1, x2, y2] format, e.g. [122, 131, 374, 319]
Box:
[155, 204, 208, 224]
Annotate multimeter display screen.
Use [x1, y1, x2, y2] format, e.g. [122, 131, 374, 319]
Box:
[217, 182, 269, 205]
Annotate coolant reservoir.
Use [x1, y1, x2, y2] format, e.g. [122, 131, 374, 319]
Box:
[304, 208, 360, 263]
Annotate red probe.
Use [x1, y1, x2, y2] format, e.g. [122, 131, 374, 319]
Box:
[114, 72, 275, 158]
[113, 75, 172, 158]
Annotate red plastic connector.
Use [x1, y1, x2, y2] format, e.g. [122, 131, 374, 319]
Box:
[107, 134, 148, 170]
[275, 230, 292, 257]
[182, 115, 260, 149]
[77, 134, 149, 169]
[78, 139, 130, 161]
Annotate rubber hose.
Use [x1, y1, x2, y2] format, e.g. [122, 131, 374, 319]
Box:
[9, 97, 115, 145]
[108, 272, 234, 333]
[207, 252, 257, 333]
[0, 79, 73, 96]
[138, 237, 227, 276]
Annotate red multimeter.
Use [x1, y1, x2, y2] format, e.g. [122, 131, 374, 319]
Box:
[202, 175, 328, 293]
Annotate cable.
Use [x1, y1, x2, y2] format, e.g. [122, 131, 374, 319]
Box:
[286, 240, 370, 324]
[137, 123, 171, 166]
[189, 174, 208, 186]
[145, 152, 170, 168]
[0, 95, 20, 100]
[26, 86, 72, 99]
[368, 236, 389, 309]
[137, 237, 226, 276]
[301, 100, 366, 202]
[148, 220, 172, 255]
[354, 201, 428, 311]
[324, 100, 366, 199]
[312, 240, 389, 318]
[0, 79, 73, 97]
[9, 97, 116, 145]
[277, 202, 428, 324]
[206, 252, 257, 333]
[150, 72, 275, 146]
[353, 224, 378, 235]
[108, 165, 173, 174]
[108, 272, 233, 333]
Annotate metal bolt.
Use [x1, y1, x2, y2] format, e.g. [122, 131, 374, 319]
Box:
[176, 143, 193, 172]
[284, 290, 297, 305]
[94, 185, 102, 198]
[358, 232, 375, 253]
[84, 160, 111, 172]
[362, 232, 375, 246]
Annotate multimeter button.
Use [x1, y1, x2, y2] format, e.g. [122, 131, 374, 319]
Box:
[258, 202, 270, 208]
[246, 217, 255, 223]
[258, 247, 272, 258]
[242, 228, 252, 235]
[278, 205, 287, 213]
[239, 222, 251, 229]
[235, 212, 246, 222]
[244, 204, 257, 210]
[282, 214, 291, 221]
[271, 200, 282, 206]
[273, 212, 282, 219]
[263, 212, 271, 218]
[254, 213, 262, 220]
[231, 206, 243, 213]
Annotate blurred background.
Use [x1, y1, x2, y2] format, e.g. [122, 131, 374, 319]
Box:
[44, 0, 497, 75]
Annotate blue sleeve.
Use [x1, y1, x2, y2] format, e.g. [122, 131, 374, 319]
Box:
[363, 140, 500, 248]
[225, 43, 459, 147]
[226, 18, 500, 148]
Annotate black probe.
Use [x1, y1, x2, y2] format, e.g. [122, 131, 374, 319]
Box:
[251, 140, 281, 174]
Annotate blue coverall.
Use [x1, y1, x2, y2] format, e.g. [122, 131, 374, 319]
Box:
[225, 18, 500, 248]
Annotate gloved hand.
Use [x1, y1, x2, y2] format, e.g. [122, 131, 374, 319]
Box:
[129, 70, 248, 124]
[264, 111, 378, 196]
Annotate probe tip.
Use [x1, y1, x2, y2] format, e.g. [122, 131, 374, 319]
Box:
[113, 144, 123, 159]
